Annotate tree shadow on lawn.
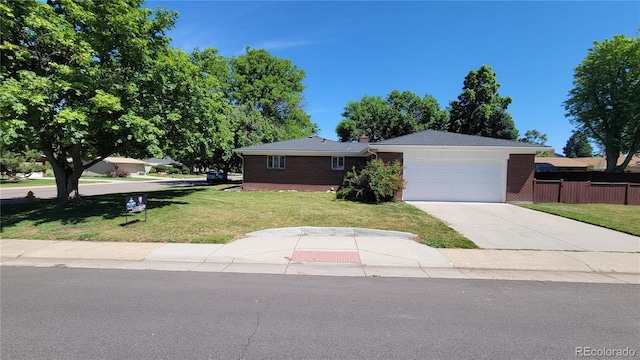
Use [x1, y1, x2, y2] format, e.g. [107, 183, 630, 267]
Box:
[0, 188, 205, 229]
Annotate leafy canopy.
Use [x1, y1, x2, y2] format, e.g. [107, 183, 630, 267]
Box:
[563, 131, 593, 158]
[337, 66, 521, 143]
[336, 90, 448, 142]
[448, 65, 519, 140]
[564, 32, 640, 171]
[1, 0, 177, 204]
[518, 129, 548, 145]
[210, 48, 318, 174]
[0, 1, 317, 201]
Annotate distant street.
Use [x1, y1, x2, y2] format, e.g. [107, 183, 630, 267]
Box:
[0, 178, 210, 204]
[2, 267, 638, 360]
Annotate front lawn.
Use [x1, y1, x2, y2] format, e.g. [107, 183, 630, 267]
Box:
[519, 203, 640, 236]
[0, 178, 59, 188]
[0, 188, 475, 248]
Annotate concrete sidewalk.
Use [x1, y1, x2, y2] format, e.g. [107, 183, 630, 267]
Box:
[1, 227, 638, 284]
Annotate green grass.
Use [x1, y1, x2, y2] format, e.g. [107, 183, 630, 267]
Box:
[519, 203, 640, 236]
[0, 178, 59, 188]
[147, 173, 205, 179]
[0, 188, 475, 248]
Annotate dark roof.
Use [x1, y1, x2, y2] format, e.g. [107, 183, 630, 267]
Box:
[373, 130, 546, 148]
[234, 136, 369, 153]
[147, 157, 182, 166]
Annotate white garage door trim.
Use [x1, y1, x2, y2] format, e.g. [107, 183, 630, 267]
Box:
[402, 151, 508, 202]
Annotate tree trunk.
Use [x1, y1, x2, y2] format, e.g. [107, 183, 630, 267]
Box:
[223, 162, 231, 182]
[42, 144, 85, 206]
[615, 153, 636, 172]
[604, 142, 622, 172]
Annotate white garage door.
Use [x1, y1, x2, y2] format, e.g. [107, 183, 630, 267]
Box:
[403, 160, 506, 202]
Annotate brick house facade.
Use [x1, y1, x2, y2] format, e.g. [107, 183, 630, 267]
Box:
[234, 131, 550, 202]
[242, 155, 368, 191]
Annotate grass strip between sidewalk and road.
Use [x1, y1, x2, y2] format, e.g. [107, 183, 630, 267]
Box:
[0, 178, 102, 188]
[519, 203, 640, 236]
[1, 188, 476, 248]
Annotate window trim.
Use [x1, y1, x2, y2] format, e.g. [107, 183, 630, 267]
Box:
[267, 155, 285, 169]
[331, 156, 345, 170]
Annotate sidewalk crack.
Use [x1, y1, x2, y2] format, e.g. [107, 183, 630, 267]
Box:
[284, 233, 302, 274]
[560, 252, 597, 272]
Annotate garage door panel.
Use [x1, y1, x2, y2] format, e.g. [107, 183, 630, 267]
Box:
[403, 160, 505, 202]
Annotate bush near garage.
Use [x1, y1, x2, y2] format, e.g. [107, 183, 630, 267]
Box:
[151, 164, 180, 174]
[337, 159, 405, 204]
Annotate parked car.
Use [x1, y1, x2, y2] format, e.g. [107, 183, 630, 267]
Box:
[535, 163, 558, 172]
[206, 170, 223, 183]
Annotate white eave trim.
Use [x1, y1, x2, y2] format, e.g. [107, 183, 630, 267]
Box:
[368, 144, 553, 154]
[232, 149, 370, 157]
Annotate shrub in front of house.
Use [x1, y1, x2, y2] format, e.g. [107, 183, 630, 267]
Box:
[151, 164, 180, 174]
[105, 168, 130, 177]
[337, 159, 405, 204]
[151, 164, 170, 173]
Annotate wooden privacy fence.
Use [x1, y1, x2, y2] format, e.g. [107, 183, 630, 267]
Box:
[533, 180, 640, 205]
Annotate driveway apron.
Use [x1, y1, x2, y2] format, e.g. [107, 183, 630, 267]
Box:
[408, 202, 640, 252]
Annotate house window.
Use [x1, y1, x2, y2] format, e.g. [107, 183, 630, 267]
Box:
[267, 155, 285, 169]
[331, 156, 345, 170]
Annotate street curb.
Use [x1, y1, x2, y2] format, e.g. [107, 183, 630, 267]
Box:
[2, 257, 638, 284]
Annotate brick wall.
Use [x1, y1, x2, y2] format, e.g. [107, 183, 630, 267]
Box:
[377, 152, 403, 165]
[506, 154, 534, 202]
[242, 155, 368, 191]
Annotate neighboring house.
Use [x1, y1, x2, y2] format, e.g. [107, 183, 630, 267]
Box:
[83, 157, 149, 177]
[578, 156, 640, 172]
[233, 130, 550, 202]
[534, 157, 589, 172]
[147, 157, 183, 168]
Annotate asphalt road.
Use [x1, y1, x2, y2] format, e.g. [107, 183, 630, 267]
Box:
[2, 267, 638, 360]
[0, 178, 210, 204]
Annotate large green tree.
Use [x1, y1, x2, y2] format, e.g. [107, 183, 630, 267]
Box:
[518, 129, 548, 145]
[145, 47, 226, 172]
[448, 65, 519, 140]
[336, 90, 448, 142]
[213, 48, 317, 173]
[1, 0, 177, 205]
[563, 130, 593, 158]
[336, 95, 390, 142]
[228, 48, 317, 137]
[564, 33, 640, 172]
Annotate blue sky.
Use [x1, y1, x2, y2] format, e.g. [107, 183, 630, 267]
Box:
[149, 1, 639, 155]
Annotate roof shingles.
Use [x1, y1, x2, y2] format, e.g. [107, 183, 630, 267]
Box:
[234, 136, 369, 153]
[373, 130, 545, 148]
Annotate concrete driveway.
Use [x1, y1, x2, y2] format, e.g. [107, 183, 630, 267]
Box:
[408, 202, 640, 252]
